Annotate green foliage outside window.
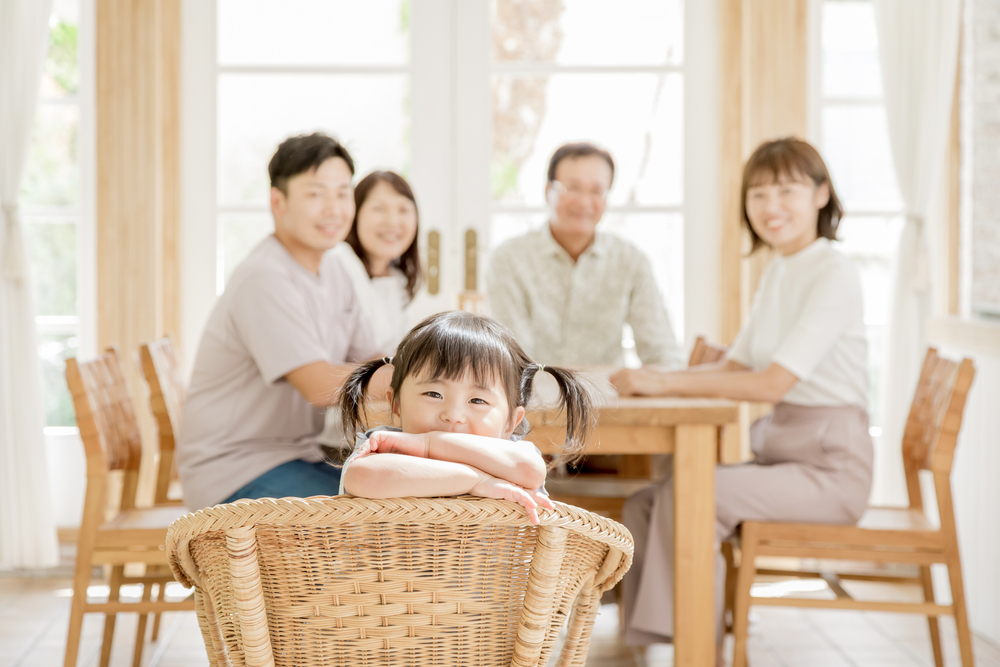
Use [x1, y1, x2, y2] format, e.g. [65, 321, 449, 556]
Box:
[47, 20, 78, 95]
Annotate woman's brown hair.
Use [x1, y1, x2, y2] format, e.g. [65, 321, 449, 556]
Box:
[338, 311, 597, 467]
[741, 137, 844, 252]
[345, 171, 422, 301]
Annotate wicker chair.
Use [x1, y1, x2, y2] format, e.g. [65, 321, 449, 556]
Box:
[167, 496, 634, 667]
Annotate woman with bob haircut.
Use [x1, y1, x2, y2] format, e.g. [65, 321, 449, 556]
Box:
[611, 138, 872, 661]
[333, 170, 421, 355]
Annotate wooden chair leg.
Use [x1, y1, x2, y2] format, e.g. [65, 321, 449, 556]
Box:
[731, 525, 758, 667]
[918, 566, 944, 667]
[63, 557, 93, 667]
[99, 565, 125, 667]
[148, 573, 162, 641]
[151, 609, 162, 642]
[946, 554, 976, 667]
[722, 541, 737, 635]
[132, 581, 153, 667]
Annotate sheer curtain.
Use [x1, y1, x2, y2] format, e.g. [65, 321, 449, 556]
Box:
[0, 0, 59, 568]
[873, 0, 961, 504]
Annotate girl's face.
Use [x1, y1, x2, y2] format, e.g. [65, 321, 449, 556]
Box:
[389, 370, 525, 438]
[745, 172, 829, 256]
[355, 180, 418, 273]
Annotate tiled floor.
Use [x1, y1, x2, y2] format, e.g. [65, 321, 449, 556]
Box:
[2, 568, 999, 667]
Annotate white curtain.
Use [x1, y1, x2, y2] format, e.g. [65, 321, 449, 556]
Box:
[0, 0, 59, 568]
[873, 0, 961, 505]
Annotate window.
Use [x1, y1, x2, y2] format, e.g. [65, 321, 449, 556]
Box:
[22, 0, 94, 428]
[185, 1, 704, 361]
[813, 0, 905, 429]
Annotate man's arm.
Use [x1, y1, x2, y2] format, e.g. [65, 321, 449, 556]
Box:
[285, 361, 392, 407]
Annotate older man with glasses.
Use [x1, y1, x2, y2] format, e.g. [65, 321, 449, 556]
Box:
[486, 142, 683, 370]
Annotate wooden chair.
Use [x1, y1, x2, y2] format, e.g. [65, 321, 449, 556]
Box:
[64, 349, 194, 667]
[138, 336, 185, 506]
[136, 336, 189, 643]
[688, 334, 728, 366]
[730, 348, 977, 667]
[547, 335, 733, 522]
[166, 496, 634, 667]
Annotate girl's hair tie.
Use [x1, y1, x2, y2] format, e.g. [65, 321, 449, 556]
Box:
[538, 364, 545, 372]
[382, 356, 393, 365]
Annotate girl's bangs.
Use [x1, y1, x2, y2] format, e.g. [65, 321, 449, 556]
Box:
[406, 324, 515, 391]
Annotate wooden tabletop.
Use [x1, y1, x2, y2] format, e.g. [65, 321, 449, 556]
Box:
[529, 396, 739, 426]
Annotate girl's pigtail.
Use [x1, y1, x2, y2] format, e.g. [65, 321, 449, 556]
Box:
[338, 358, 391, 455]
[522, 363, 597, 466]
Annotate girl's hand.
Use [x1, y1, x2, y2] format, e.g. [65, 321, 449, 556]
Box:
[469, 472, 555, 525]
[360, 430, 430, 459]
[609, 367, 672, 396]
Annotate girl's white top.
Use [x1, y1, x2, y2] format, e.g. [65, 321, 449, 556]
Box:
[332, 242, 410, 356]
[726, 238, 869, 409]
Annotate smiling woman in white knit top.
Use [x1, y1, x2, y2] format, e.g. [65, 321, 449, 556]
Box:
[611, 138, 873, 666]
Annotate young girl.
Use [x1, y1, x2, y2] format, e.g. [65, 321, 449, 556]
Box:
[336, 310, 595, 524]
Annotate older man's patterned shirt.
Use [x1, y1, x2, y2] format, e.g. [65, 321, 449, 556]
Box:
[486, 226, 683, 368]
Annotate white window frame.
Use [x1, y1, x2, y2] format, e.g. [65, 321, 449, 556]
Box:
[22, 0, 97, 433]
[809, 0, 906, 429]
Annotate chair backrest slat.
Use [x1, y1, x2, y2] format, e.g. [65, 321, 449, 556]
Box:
[901, 348, 976, 482]
[688, 335, 728, 367]
[139, 336, 184, 449]
[66, 348, 143, 477]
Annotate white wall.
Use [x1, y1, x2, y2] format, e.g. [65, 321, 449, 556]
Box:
[941, 344, 1000, 646]
[44, 429, 86, 528]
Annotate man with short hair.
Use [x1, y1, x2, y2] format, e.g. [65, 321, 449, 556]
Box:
[486, 142, 683, 368]
[178, 132, 384, 510]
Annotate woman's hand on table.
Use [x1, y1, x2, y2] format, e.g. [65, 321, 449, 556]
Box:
[609, 366, 674, 396]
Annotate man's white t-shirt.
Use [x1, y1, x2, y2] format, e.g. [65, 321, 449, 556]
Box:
[727, 238, 869, 408]
[178, 235, 380, 510]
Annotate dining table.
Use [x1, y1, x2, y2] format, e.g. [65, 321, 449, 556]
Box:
[526, 374, 740, 667]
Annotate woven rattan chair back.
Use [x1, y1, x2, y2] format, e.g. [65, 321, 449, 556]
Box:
[168, 496, 634, 667]
[66, 348, 142, 484]
[139, 336, 185, 504]
[901, 348, 975, 482]
[688, 335, 728, 367]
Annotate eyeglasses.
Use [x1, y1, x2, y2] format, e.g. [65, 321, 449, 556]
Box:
[549, 180, 610, 203]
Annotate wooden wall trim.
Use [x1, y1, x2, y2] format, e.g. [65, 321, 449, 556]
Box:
[96, 0, 181, 505]
[719, 0, 809, 344]
[720, 0, 744, 345]
[161, 0, 182, 340]
[947, 22, 962, 316]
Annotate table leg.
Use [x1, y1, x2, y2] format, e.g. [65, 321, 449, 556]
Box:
[674, 424, 717, 666]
